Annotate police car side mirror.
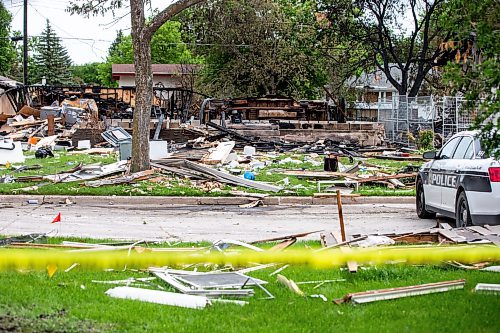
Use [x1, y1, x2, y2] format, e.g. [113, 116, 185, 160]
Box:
[423, 151, 437, 159]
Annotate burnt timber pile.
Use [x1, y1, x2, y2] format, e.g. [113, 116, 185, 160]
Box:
[201, 96, 384, 146]
[1, 84, 384, 148]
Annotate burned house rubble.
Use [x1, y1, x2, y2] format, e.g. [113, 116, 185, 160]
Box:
[0, 84, 386, 149]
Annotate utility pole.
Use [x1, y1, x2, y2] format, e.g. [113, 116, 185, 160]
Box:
[23, 0, 28, 85]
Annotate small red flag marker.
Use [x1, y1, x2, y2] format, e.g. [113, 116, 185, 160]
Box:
[51, 213, 61, 223]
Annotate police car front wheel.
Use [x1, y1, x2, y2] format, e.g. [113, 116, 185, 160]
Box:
[416, 179, 436, 219]
[455, 192, 472, 227]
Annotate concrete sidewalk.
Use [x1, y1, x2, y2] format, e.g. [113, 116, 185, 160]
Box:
[0, 195, 416, 206]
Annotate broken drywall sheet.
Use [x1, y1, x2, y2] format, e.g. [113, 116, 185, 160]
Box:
[105, 286, 210, 309]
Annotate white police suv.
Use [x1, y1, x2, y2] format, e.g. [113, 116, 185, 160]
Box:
[416, 130, 500, 226]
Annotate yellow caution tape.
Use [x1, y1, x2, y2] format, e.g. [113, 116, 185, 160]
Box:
[0, 245, 498, 271]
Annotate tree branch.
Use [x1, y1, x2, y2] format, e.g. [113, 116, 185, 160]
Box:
[145, 0, 205, 39]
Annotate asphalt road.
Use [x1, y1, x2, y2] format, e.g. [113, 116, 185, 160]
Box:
[0, 201, 436, 242]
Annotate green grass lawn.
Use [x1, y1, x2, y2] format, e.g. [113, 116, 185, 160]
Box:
[0, 152, 421, 197]
[0, 239, 498, 332]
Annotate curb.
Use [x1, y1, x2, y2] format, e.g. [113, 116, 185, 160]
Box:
[0, 195, 416, 206]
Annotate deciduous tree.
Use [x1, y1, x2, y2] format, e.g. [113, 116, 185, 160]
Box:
[180, 0, 328, 99]
[320, 0, 454, 97]
[0, 2, 16, 76]
[69, 0, 205, 172]
[98, 23, 200, 87]
[443, 0, 499, 157]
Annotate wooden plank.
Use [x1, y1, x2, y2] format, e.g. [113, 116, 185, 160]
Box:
[336, 190, 346, 242]
[356, 173, 417, 183]
[466, 226, 493, 236]
[84, 170, 154, 187]
[47, 115, 55, 136]
[332, 231, 358, 273]
[438, 223, 453, 230]
[484, 225, 500, 235]
[483, 235, 500, 246]
[320, 232, 338, 247]
[276, 274, 305, 296]
[455, 230, 486, 242]
[391, 233, 440, 244]
[250, 230, 323, 244]
[281, 170, 356, 180]
[270, 238, 297, 251]
[314, 236, 368, 252]
[313, 193, 361, 198]
[438, 229, 467, 243]
[339, 247, 358, 273]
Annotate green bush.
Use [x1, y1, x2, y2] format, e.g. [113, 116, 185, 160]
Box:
[418, 130, 434, 151]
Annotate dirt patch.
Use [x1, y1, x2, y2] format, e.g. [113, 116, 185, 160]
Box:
[0, 310, 108, 333]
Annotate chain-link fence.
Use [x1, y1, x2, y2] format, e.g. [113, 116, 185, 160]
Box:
[378, 95, 473, 148]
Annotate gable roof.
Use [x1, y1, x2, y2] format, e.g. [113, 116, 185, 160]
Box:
[112, 64, 199, 77]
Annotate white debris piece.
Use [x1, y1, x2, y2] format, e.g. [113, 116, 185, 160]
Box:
[203, 141, 235, 164]
[279, 157, 302, 165]
[354, 235, 395, 247]
[0, 139, 25, 164]
[480, 266, 500, 273]
[243, 146, 256, 157]
[473, 283, 500, 294]
[105, 286, 210, 309]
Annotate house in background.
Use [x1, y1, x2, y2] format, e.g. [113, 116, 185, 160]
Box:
[345, 65, 400, 121]
[111, 64, 198, 88]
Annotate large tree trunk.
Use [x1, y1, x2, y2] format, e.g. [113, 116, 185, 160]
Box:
[130, 0, 153, 172]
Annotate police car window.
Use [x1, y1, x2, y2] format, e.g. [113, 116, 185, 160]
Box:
[475, 138, 488, 159]
[439, 137, 461, 159]
[463, 141, 474, 159]
[453, 136, 473, 159]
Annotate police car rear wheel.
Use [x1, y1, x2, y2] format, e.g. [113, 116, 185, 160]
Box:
[416, 179, 436, 219]
[456, 192, 472, 227]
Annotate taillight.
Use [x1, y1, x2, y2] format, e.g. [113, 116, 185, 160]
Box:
[489, 167, 500, 182]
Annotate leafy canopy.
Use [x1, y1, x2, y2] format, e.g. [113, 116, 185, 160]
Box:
[97, 22, 201, 87]
[443, 0, 499, 158]
[0, 2, 16, 76]
[179, 0, 328, 99]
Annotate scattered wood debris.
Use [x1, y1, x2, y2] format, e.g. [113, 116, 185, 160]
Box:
[277, 274, 305, 297]
[334, 279, 466, 304]
[473, 283, 500, 294]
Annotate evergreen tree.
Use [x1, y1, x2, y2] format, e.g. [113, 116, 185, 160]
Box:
[32, 20, 73, 85]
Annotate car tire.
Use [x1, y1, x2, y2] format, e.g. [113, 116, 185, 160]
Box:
[416, 178, 436, 219]
[456, 191, 472, 227]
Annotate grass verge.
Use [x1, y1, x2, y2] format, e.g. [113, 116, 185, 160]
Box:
[0, 239, 498, 332]
[0, 152, 421, 197]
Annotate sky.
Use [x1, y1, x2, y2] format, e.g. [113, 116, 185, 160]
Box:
[3, 0, 170, 65]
